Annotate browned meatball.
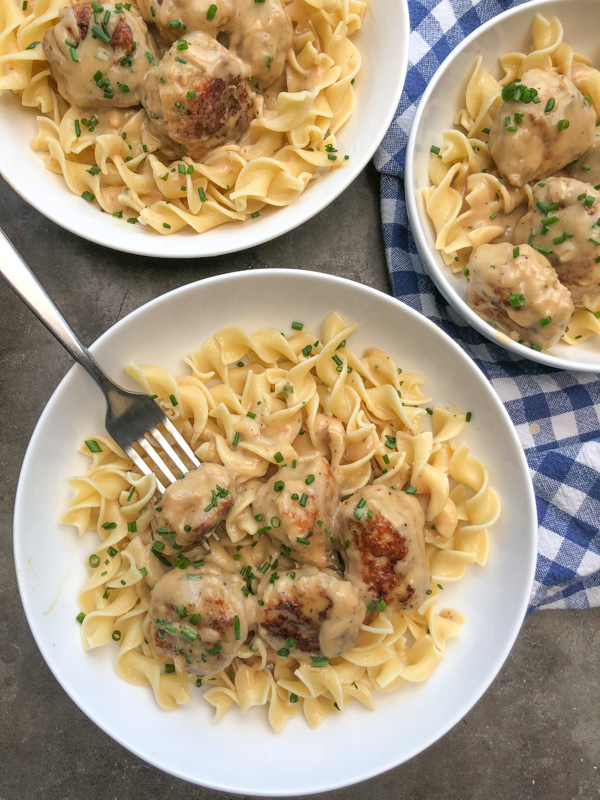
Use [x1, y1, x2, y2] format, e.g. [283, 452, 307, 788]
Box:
[43, 1, 156, 108]
[252, 456, 339, 568]
[151, 463, 236, 554]
[257, 566, 365, 660]
[149, 561, 254, 677]
[515, 177, 600, 307]
[489, 69, 595, 187]
[465, 241, 574, 349]
[336, 485, 430, 611]
[142, 30, 257, 159]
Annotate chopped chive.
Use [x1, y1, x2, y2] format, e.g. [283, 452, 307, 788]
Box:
[430, 145, 440, 154]
[82, 191, 95, 202]
[180, 626, 197, 642]
[512, 247, 520, 258]
[112, 630, 121, 641]
[274, 451, 284, 463]
[299, 493, 308, 507]
[234, 615, 241, 640]
[246, 411, 256, 419]
[310, 655, 329, 668]
[89, 554, 100, 568]
[274, 481, 285, 492]
[541, 216, 559, 227]
[164, 664, 175, 673]
[277, 647, 290, 657]
[76, 612, 86, 623]
[175, 57, 186, 64]
[176, 39, 188, 50]
[405, 485, 417, 494]
[296, 537, 310, 545]
[198, 187, 207, 202]
[466, 411, 472, 422]
[85, 439, 102, 453]
[232, 431, 240, 446]
[102, 522, 117, 530]
[25, 40, 39, 49]
[169, 394, 178, 406]
[332, 354, 342, 367]
[107, 546, 118, 557]
[305, 474, 315, 485]
[289, 693, 299, 703]
[206, 2, 217, 19]
[510, 293, 525, 307]
[545, 98, 555, 112]
[382, 454, 390, 465]
[557, 119, 570, 131]
[163, 223, 171, 229]
[357, 498, 367, 509]
[291, 321, 303, 330]
[127, 520, 137, 533]
[70, 46, 79, 62]
[540, 316, 553, 327]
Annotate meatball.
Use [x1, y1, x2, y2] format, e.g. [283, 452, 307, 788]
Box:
[136, 0, 234, 44]
[465, 241, 574, 349]
[257, 566, 365, 660]
[336, 485, 430, 611]
[43, 1, 156, 109]
[151, 463, 236, 554]
[228, 0, 292, 87]
[515, 177, 600, 307]
[142, 30, 257, 159]
[252, 456, 339, 568]
[488, 69, 595, 186]
[149, 561, 253, 677]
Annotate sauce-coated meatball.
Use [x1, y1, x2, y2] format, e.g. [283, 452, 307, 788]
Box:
[515, 177, 600, 307]
[252, 456, 339, 568]
[142, 30, 257, 159]
[465, 241, 574, 348]
[257, 566, 365, 660]
[149, 561, 254, 677]
[336, 485, 430, 611]
[228, 0, 292, 87]
[43, 1, 156, 108]
[136, 0, 234, 44]
[151, 463, 236, 554]
[488, 69, 595, 187]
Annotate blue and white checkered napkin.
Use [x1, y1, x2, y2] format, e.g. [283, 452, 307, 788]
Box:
[375, 0, 600, 611]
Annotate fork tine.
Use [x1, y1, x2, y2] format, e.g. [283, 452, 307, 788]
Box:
[126, 445, 166, 494]
[152, 426, 189, 474]
[138, 437, 178, 485]
[162, 418, 201, 468]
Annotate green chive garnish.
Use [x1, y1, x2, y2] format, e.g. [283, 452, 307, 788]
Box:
[291, 321, 303, 330]
[85, 439, 102, 453]
[206, 3, 217, 19]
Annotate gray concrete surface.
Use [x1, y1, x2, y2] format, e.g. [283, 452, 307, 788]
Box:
[1, 166, 599, 800]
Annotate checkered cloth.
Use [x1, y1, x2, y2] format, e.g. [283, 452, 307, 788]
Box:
[375, 0, 600, 611]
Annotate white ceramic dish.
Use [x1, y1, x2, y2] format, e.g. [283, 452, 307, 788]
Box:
[406, 0, 600, 373]
[0, 0, 408, 259]
[14, 269, 537, 795]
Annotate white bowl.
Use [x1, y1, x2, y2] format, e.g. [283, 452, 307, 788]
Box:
[13, 269, 537, 795]
[0, 0, 408, 259]
[406, 0, 600, 372]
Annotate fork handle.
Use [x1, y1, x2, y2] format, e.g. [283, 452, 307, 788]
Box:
[0, 227, 114, 394]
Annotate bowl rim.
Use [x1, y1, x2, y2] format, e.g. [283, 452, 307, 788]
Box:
[405, 0, 600, 373]
[0, 0, 409, 259]
[12, 268, 538, 795]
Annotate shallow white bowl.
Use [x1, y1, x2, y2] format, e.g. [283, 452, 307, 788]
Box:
[0, 0, 407, 258]
[406, 0, 600, 372]
[13, 269, 537, 795]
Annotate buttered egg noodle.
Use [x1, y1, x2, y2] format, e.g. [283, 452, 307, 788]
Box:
[62, 313, 500, 730]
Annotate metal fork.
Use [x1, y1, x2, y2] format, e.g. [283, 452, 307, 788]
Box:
[0, 229, 199, 493]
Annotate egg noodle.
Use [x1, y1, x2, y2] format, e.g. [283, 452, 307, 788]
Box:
[424, 14, 600, 346]
[61, 313, 500, 730]
[0, 0, 365, 234]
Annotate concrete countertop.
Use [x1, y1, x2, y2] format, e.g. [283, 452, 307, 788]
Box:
[1, 166, 598, 800]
